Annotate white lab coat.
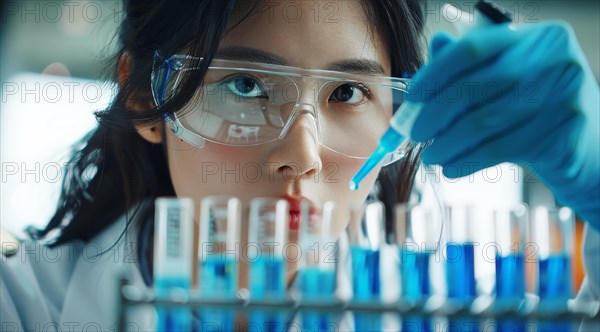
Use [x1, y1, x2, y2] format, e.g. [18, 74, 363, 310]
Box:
[1, 202, 155, 331]
[1, 203, 599, 331]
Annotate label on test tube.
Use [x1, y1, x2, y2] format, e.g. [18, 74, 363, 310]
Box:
[154, 197, 194, 332]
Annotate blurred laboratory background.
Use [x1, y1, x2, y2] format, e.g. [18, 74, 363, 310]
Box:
[1, 0, 598, 288]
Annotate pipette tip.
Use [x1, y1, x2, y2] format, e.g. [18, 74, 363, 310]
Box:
[349, 180, 359, 191]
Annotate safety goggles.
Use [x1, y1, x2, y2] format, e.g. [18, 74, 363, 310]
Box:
[151, 50, 411, 164]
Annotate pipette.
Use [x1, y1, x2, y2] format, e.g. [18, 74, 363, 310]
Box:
[349, 0, 512, 191]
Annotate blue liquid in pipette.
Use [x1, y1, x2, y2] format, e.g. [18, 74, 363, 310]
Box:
[400, 250, 431, 300]
[155, 277, 191, 332]
[446, 243, 476, 301]
[200, 256, 238, 298]
[250, 256, 286, 300]
[538, 254, 572, 301]
[351, 246, 381, 301]
[349, 128, 404, 191]
[495, 254, 525, 300]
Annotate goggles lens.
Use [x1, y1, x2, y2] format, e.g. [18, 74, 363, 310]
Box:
[151, 52, 410, 160]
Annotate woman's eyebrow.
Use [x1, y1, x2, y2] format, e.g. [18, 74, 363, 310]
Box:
[216, 46, 286, 65]
[326, 59, 385, 75]
[216, 46, 385, 74]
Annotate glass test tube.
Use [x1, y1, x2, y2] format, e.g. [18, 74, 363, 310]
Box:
[248, 198, 289, 300]
[153, 197, 194, 332]
[532, 206, 574, 304]
[298, 201, 337, 300]
[198, 196, 241, 299]
[197, 196, 241, 331]
[492, 205, 528, 332]
[445, 205, 479, 332]
[532, 207, 575, 332]
[395, 204, 441, 332]
[298, 201, 338, 332]
[395, 203, 441, 303]
[493, 205, 527, 305]
[346, 201, 385, 332]
[347, 201, 385, 302]
[247, 198, 290, 332]
[445, 205, 477, 303]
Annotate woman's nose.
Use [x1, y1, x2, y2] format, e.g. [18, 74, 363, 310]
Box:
[266, 103, 323, 180]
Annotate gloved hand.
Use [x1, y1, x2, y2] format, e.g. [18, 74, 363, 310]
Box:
[406, 22, 600, 230]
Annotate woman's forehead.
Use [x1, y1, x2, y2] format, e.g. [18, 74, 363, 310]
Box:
[221, 0, 391, 74]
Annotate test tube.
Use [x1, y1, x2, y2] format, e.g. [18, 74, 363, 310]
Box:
[395, 204, 441, 332]
[445, 205, 477, 303]
[197, 196, 241, 331]
[248, 198, 289, 300]
[395, 204, 441, 302]
[493, 205, 527, 305]
[492, 205, 528, 332]
[198, 196, 241, 298]
[298, 201, 338, 331]
[531, 206, 575, 332]
[444, 205, 478, 332]
[532, 206, 574, 304]
[346, 201, 385, 331]
[153, 197, 194, 332]
[298, 201, 337, 300]
[247, 198, 290, 331]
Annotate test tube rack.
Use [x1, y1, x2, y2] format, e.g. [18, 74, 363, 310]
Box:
[116, 276, 600, 331]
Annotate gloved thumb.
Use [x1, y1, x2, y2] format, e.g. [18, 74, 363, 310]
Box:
[429, 32, 455, 60]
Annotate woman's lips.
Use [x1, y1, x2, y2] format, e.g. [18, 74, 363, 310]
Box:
[282, 195, 310, 230]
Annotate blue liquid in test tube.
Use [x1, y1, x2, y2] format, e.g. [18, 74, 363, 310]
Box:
[538, 254, 572, 301]
[533, 207, 575, 332]
[495, 254, 526, 299]
[401, 250, 431, 300]
[351, 246, 381, 301]
[250, 256, 286, 300]
[201, 256, 238, 297]
[155, 277, 192, 332]
[495, 254, 526, 332]
[300, 267, 337, 331]
[446, 243, 476, 301]
[301, 267, 336, 299]
[400, 250, 432, 332]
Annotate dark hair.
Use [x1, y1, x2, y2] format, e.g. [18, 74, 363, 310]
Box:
[29, 0, 427, 246]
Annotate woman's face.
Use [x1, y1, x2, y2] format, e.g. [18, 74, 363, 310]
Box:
[163, 0, 390, 284]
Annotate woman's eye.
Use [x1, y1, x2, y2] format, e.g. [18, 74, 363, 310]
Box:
[223, 75, 266, 98]
[329, 84, 369, 105]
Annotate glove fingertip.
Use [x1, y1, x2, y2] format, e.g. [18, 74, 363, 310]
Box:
[430, 32, 456, 59]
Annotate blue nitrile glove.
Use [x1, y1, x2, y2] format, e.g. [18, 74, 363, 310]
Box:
[407, 22, 600, 230]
